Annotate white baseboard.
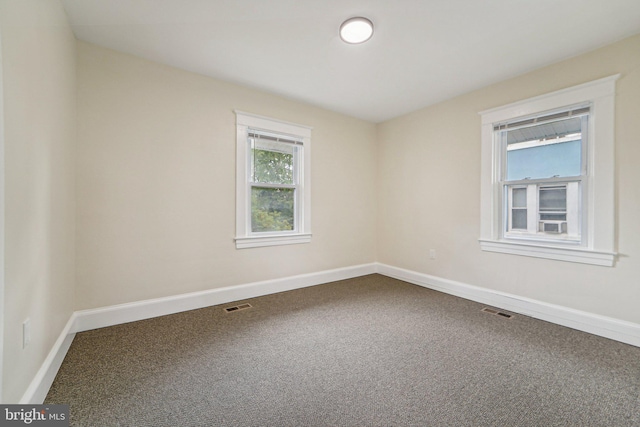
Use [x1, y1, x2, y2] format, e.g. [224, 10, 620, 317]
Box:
[72, 263, 377, 333]
[376, 263, 640, 348]
[22, 263, 376, 403]
[23, 261, 640, 403]
[19, 314, 77, 404]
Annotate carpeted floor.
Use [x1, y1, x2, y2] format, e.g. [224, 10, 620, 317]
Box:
[45, 274, 640, 426]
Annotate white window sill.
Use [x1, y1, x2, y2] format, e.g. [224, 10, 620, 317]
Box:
[235, 233, 312, 249]
[479, 239, 616, 267]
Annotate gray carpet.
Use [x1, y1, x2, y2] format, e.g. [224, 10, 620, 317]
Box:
[45, 274, 640, 426]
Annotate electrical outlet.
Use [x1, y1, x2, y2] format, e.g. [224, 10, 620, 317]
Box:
[429, 249, 437, 260]
[23, 318, 31, 349]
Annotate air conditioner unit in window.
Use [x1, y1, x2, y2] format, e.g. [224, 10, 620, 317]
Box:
[538, 221, 567, 234]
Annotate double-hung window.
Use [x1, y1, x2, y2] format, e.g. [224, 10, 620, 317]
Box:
[249, 131, 298, 233]
[235, 111, 311, 249]
[479, 76, 618, 266]
[500, 107, 588, 242]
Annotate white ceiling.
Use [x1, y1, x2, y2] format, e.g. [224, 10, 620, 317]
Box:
[61, 0, 640, 123]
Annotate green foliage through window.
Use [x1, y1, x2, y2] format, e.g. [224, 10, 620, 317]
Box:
[252, 144, 294, 185]
[251, 187, 294, 232]
[250, 139, 297, 232]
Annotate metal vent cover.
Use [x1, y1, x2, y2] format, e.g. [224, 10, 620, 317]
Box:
[482, 307, 513, 319]
[224, 303, 253, 313]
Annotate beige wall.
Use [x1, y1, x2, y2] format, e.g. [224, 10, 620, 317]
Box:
[1, 0, 638, 402]
[0, 0, 76, 402]
[378, 34, 640, 324]
[75, 42, 378, 309]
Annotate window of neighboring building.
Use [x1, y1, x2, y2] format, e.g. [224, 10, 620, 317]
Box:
[479, 75, 619, 266]
[235, 111, 312, 249]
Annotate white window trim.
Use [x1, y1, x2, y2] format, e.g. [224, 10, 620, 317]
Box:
[479, 75, 619, 266]
[235, 111, 312, 249]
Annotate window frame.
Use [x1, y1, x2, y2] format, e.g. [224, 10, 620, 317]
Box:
[235, 111, 312, 249]
[479, 75, 619, 266]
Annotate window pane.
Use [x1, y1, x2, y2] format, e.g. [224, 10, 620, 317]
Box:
[251, 138, 295, 185]
[507, 140, 581, 180]
[539, 187, 566, 211]
[512, 209, 527, 230]
[540, 213, 567, 221]
[251, 187, 295, 232]
[512, 187, 527, 208]
[505, 117, 583, 181]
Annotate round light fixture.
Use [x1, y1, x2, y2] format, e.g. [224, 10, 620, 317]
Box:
[340, 17, 374, 44]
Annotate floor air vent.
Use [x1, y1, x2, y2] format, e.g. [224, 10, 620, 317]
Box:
[224, 303, 252, 313]
[482, 307, 513, 319]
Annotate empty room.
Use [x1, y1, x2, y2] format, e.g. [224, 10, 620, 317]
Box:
[1, 0, 640, 425]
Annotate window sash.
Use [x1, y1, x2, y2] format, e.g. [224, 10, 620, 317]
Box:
[250, 186, 297, 233]
[504, 181, 581, 241]
[499, 115, 589, 182]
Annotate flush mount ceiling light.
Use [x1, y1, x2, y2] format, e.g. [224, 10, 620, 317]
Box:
[339, 17, 374, 44]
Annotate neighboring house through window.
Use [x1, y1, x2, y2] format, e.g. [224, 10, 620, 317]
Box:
[479, 76, 618, 266]
[235, 111, 312, 249]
